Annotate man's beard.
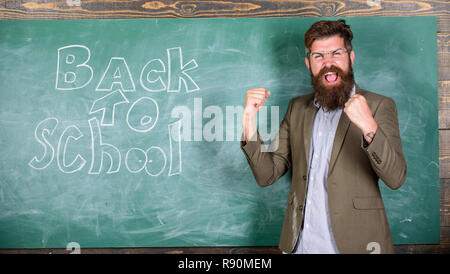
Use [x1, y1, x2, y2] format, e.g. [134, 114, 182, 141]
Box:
[310, 64, 354, 111]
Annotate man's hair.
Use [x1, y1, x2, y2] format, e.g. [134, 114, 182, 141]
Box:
[304, 19, 353, 56]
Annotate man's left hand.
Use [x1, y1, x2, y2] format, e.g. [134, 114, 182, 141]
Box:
[344, 94, 378, 144]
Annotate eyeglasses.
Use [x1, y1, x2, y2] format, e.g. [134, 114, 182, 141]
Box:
[308, 48, 349, 62]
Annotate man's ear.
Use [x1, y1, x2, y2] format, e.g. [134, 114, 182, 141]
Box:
[305, 57, 311, 72]
[350, 50, 355, 66]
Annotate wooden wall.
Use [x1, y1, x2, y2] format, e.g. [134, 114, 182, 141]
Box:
[0, 0, 448, 254]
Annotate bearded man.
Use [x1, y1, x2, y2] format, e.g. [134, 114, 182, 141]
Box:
[240, 20, 407, 254]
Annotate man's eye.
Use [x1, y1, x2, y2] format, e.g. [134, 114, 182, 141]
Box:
[333, 50, 344, 57]
[312, 53, 323, 60]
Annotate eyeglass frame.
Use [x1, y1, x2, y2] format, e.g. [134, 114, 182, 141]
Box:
[306, 47, 352, 62]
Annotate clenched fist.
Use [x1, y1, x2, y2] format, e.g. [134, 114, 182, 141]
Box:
[344, 94, 378, 144]
[243, 88, 270, 142]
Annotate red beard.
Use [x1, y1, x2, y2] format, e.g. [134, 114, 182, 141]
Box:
[311, 65, 354, 111]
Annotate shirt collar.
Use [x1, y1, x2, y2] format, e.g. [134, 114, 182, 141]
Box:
[313, 84, 356, 110]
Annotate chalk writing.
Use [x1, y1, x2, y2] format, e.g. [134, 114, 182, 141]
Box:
[89, 89, 129, 127]
[96, 57, 136, 92]
[56, 45, 93, 90]
[32, 45, 195, 176]
[31, 44, 279, 177]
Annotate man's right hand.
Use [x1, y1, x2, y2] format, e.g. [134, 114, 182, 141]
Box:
[242, 88, 270, 142]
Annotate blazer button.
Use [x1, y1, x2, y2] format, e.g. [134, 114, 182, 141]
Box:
[302, 175, 307, 180]
[299, 205, 303, 212]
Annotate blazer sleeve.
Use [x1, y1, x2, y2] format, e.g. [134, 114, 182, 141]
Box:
[362, 97, 407, 190]
[240, 100, 293, 187]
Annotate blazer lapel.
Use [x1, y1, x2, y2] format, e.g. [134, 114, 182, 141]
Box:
[303, 98, 318, 168]
[327, 109, 351, 177]
[327, 85, 364, 177]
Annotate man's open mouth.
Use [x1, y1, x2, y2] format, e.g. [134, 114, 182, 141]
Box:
[324, 72, 339, 85]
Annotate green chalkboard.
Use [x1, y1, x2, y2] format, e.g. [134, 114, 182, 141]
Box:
[0, 17, 438, 248]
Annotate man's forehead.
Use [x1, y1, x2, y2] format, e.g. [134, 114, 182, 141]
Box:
[310, 35, 345, 51]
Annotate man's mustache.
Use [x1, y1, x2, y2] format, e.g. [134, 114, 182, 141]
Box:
[316, 65, 346, 78]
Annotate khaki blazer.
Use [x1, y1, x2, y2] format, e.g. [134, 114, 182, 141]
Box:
[241, 85, 407, 254]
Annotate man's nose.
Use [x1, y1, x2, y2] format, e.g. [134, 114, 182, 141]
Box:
[323, 60, 335, 68]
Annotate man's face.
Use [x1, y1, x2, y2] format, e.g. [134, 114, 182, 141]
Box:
[305, 35, 356, 110]
[305, 35, 355, 81]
